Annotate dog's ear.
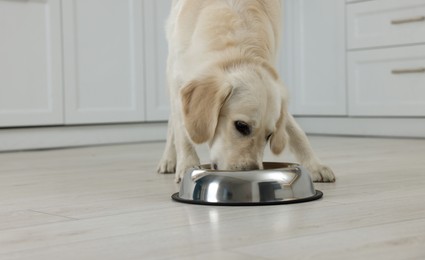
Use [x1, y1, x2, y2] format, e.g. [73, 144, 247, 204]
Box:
[181, 76, 233, 144]
[270, 99, 288, 155]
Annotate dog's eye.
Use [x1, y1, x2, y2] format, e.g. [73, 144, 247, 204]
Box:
[234, 121, 251, 136]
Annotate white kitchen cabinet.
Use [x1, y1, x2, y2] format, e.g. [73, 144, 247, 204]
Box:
[62, 0, 145, 124]
[282, 0, 347, 116]
[283, 0, 425, 137]
[347, 0, 425, 117]
[0, 0, 63, 127]
[143, 0, 171, 121]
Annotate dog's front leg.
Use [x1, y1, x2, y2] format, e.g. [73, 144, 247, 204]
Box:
[173, 118, 200, 183]
[286, 114, 336, 182]
[157, 109, 200, 182]
[157, 115, 177, 174]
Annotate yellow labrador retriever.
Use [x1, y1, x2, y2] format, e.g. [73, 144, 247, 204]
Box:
[157, 0, 335, 183]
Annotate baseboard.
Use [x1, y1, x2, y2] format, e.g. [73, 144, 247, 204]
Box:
[0, 122, 168, 152]
[295, 116, 425, 138]
[1, 117, 424, 152]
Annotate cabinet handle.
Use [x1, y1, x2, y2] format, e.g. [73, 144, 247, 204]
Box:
[391, 16, 425, 25]
[391, 68, 425, 74]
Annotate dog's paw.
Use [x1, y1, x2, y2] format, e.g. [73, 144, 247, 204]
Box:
[309, 164, 336, 183]
[157, 157, 176, 174]
[174, 160, 200, 183]
[174, 165, 192, 183]
[174, 166, 187, 183]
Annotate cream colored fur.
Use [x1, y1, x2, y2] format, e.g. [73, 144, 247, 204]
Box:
[157, 0, 335, 183]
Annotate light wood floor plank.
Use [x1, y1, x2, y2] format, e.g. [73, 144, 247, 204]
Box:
[0, 210, 74, 231]
[231, 217, 425, 260]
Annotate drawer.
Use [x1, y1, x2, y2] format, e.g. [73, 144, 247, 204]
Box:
[348, 45, 425, 116]
[347, 0, 425, 49]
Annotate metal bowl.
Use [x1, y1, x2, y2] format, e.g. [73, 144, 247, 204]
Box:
[172, 162, 323, 206]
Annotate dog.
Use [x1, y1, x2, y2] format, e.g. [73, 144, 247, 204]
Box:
[157, 0, 335, 183]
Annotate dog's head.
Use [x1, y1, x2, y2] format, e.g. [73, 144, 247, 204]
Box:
[181, 62, 288, 171]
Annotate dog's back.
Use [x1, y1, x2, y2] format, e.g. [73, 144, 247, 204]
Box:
[167, 0, 281, 76]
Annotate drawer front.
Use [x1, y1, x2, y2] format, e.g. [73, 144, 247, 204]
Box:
[347, 0, 425, 49]
[348, 45, 425, 116]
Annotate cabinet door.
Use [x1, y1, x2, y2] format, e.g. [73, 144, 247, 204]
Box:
[0, 0, 63, 127]
[281, 0, 347, 116]
[348, 45, 425, 116]
[143, 0, 171, 121]
[62, 0, 145, 124]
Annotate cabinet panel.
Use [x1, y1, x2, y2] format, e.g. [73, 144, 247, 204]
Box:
[347, 0, 425, 50]
[282, 0, 347, 116]
[143, 0, 171, 121]
[348, 45, 425, 116]
[63, 0, 145, 124]
[0, 0, 63, 127]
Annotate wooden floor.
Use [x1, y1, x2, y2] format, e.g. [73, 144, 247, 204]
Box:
[1, 136, 425, 260]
